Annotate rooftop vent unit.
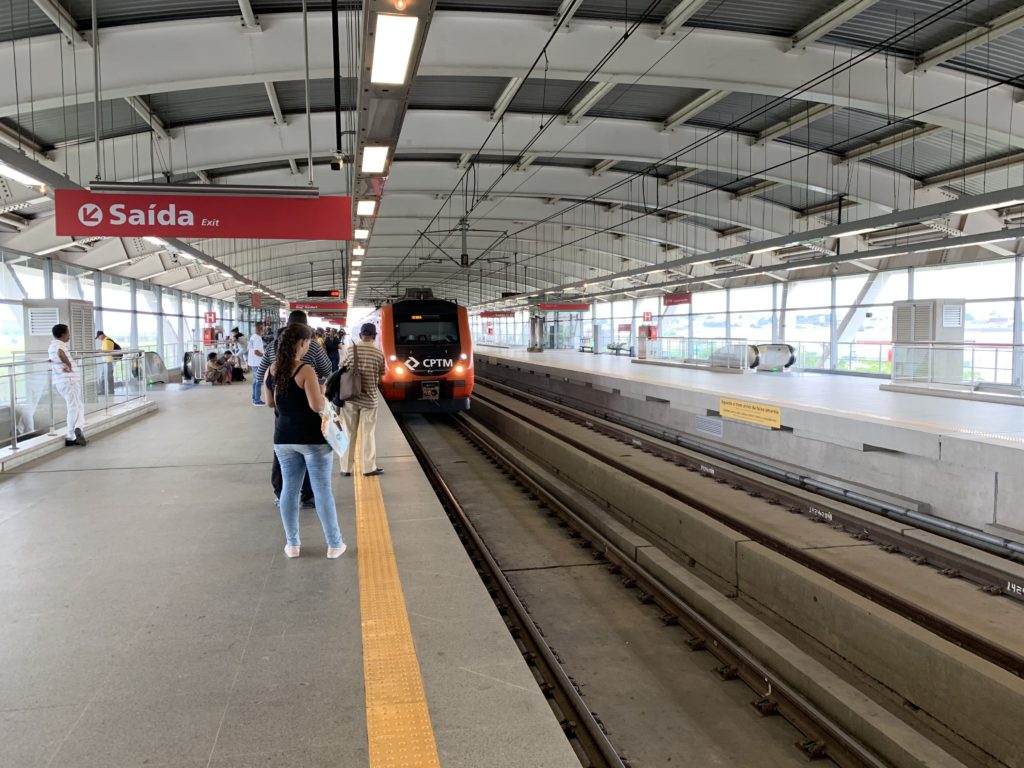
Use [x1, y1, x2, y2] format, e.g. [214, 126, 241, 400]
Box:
[892, 299, 965, 385]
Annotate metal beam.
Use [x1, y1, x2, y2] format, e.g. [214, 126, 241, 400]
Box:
[238, 0, 261, 31]
[125, 96, 170, 142]
[457, 151, 474, 169]
[196, 169, 212, 184]
[792, 0, 883, 49]
[490, 77, 523, 123]
[662, 90, 730, 132]
[288, 158, 300, 175]
[514, 153, 539, 171]
[757, 103, 836, 145]
[264, 82, 286, 125]
[660, 0, 712, 37]
[554, 0, 586, 28]
[565, 81, 616, 124]
[0, 122, 47, 156]
[662, 167, 700, 185]
[920, 151, 1024, 188]
[591, 159, 618, 176]
[916, 5, 1024, 71]
[841, 124, 946, 162]
[30, 0, 83, 44]
[732, 179, 779, 199]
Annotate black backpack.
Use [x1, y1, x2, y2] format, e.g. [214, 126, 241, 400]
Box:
[111, 340, 122, 351]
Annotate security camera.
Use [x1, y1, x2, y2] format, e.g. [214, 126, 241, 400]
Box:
[831, 264, 839, 273]
[330, 154, 348, 172]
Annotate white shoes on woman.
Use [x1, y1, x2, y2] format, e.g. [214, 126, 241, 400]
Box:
[284, 544, 347, 559]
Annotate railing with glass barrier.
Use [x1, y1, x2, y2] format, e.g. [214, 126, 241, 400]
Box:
[890, 341, 1024, 395]
[645, 337, 756, 371]
[0, 350, 150, 451]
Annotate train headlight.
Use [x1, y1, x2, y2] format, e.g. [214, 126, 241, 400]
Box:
[389, 355, 397, 362]
[459, 353, 468, 360]
[394, 366, 405, 375]
[455, 364, 464, 374]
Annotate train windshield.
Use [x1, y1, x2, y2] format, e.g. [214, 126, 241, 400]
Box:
[396, 318, 460, 344]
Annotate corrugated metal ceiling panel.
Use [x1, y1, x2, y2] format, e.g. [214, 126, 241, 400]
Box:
[822, 0, 1024, 59]
[146, 83, 272, 128]
[589, 84, 705, 122]
[684, 0, 841, 37]
[689, 170, 746, 189]
[574, 0, 678, 23]
[507, 79, 593, 116]
[754, 184, 835, 211]
[64, 0, 240, 28]
[946, 27, 1024, 83]
[274, 78, 356, 112]
[409, 76, 509, 110]
[435, 0, 560, 12]
[866, 128, 1015, 180]
[614, 160, 678, 179]
[12, 98, 146, 146]
[783, 108, 922, 155]
[688, 92, 811, 135]
[0, 1, 53, 43]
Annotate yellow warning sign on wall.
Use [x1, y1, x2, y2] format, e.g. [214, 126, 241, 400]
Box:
[719, 397, 782, 429]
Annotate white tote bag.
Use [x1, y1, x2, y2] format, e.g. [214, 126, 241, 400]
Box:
[321, 403, 349, 457]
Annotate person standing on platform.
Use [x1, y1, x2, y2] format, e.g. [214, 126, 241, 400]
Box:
[325, 328, 341, 372]
[49, 324, 87, 447]
[248, 322, 266, 406]
[340, 322, 387, 477]
[264, 324, 346, 559]
[257, 310, 330, 508]
[95, 331, 118, 395]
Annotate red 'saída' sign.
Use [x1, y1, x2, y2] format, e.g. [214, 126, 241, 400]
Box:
[663, 292, 692, 306]
[55, 189, 353, 240]
[480, 311, 516, 318]
[538, 303, 590, 311]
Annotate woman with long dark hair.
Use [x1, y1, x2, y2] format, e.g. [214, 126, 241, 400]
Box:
[263, 324, 345, 559]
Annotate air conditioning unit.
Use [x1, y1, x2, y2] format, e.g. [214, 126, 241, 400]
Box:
[23, 299, 98, 399]
[891, 299, 965, 384]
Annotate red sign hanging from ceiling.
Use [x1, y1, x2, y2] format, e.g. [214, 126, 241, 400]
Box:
[251, 293, 262, 309]
[289, 301, 349, 314]
[538, 303, 591, 311]
[54, 189, 353, 240]
[480, 311, 516, 318]
[663, 292, 692, 306]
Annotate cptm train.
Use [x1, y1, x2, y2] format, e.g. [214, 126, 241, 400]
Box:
[369, 290, 474, 413]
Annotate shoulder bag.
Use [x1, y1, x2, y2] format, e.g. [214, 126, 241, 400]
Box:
[325, 343, 363, 406]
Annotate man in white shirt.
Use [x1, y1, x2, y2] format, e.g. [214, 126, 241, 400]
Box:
[248, 322, 266, 406]
[48, 323, 87, 446]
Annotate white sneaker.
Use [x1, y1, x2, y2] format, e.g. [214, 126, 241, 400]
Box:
[327, 544, 347, 559]
[284, 545, 300, 558]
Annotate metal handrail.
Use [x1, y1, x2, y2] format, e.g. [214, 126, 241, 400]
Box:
[0, 349, 150, 370]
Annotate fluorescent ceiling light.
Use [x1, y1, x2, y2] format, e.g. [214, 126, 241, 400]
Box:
[144, 237, 168, 246]
[0, 162, 43, 187]
[35, 243, 70, 256]
[836, 228, 876, 238]
[362, 146, 389, 174]
[356, 200, 377, 217]
[749, 246, 778, 254]
[955, 200, 1024, 215]
[354, 229, 369, 240]
[353, 247, 365, 257]
[352, 270, 360, 275]
[371, 14, 419, 85]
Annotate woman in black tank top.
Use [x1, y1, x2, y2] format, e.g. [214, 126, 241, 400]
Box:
[265, 324, 346, 560]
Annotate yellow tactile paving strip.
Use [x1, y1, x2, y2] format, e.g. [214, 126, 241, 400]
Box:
[354, 458, 442, 768]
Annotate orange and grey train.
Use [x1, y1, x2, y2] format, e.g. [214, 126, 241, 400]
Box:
[366, 292, 473, 413]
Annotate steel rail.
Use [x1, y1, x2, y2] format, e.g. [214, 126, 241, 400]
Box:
[397, 417, 627, 768]
[440, 412, 888, 768]
[471, 384, 1024, 678]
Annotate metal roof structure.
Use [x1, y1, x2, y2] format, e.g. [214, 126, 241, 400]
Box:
[0, 0, 1023, 306]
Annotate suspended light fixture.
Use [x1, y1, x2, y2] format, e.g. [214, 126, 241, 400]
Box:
[356, 200, 377, 217]
[370, 14, 419, 85]
[361, 146, 389, 174]
[0, 162, 43, 188]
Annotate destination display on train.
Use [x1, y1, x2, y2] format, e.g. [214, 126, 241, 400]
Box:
[55, 189, 353, 240]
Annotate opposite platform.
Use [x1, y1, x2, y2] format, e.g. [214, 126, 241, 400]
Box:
[476, 348, 1024, 536]
[0, 382, 579, 768]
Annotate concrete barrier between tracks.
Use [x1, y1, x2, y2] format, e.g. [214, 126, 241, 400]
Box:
[471, 395, 1023, 768]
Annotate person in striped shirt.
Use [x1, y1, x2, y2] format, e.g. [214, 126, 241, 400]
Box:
[340, 323, 387, 477]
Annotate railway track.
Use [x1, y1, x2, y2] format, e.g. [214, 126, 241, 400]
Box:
[399, 412, 886, 767]
[473, 379, 1024, 679]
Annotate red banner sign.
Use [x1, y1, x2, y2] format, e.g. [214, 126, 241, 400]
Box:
[251, 293, 262, 309]
[204, 312, 216, 324]
[55, 189, 353, 240]
[538, 303, 590, 311]
[643, 311, 653, 322]
[663, 292, 692, 306]
[617, 323, 632, 332]
[289, 301, 349, 311]
[480, 311, 516, 318]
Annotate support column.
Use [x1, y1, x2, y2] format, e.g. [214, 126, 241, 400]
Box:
[1014, 254, 1023, 387]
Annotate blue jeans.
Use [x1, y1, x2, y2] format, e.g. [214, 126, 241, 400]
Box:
[252, 377, 264, 404]
[274, 443, 343, 548]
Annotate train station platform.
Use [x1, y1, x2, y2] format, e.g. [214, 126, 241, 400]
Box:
[0, 384, 579, 768]
[475, 349, 1024, 538]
